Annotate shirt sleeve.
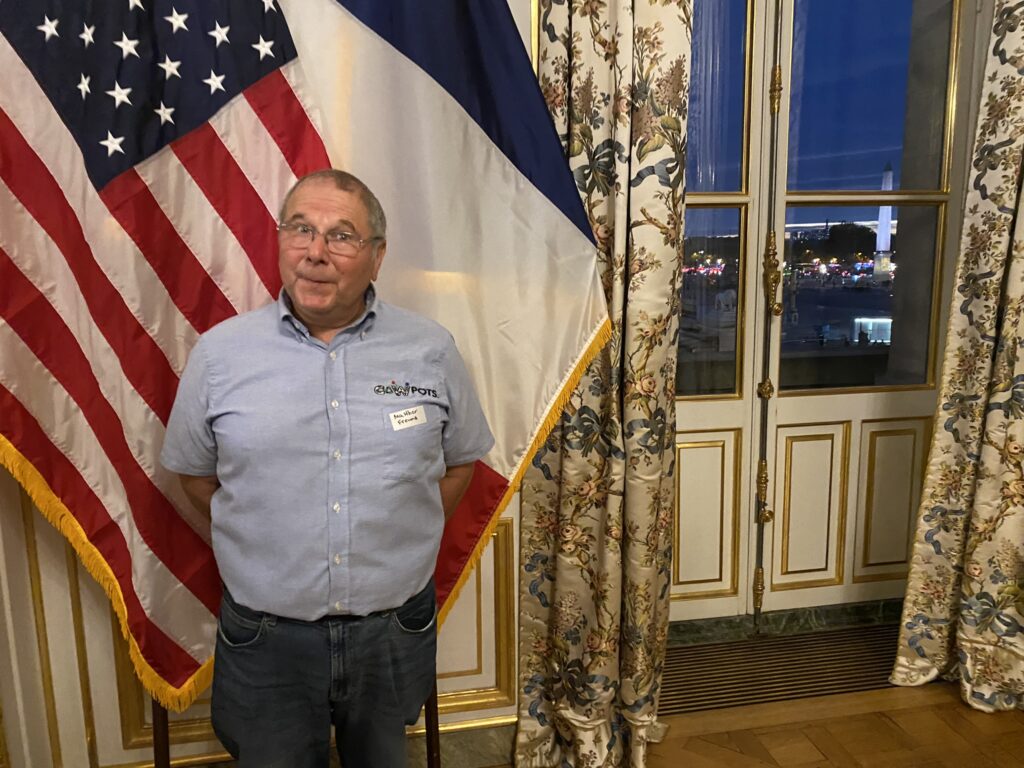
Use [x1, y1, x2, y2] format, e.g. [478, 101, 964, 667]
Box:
[160, 339, 218, 476]
[440, 335, 495, 467]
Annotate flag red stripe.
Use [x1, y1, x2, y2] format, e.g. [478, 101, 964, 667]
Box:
[0, 108, 179, 422]
[0, 250, 221, 614]
[172, 125, 281, 297]
[0, 386, 204, 686]
[244, 70, 332, 178]
[434, 460, 509, 609]
[99, 170, 238, 335]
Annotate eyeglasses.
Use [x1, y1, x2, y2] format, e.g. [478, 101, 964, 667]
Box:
[277, 222, 383, 257]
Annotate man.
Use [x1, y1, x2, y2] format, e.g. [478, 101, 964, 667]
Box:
[160, 169, 494, 767]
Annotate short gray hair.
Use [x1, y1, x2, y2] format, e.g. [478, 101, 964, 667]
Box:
[278, 169, 387, 239]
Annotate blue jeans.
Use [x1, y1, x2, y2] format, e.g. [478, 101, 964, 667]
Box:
[211, 581, 437, 768]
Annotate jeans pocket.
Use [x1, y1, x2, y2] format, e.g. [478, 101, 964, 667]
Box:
[218, 596, 267, 648]
[391, 585, 437, 634]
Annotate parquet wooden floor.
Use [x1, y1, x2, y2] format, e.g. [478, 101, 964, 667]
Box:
[648, 683, 1024, 767]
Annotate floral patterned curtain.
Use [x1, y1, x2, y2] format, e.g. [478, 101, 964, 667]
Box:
[516, 1, 691, 765]
[892, 0, 1024, 712]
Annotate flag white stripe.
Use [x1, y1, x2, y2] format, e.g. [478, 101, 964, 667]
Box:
[0, 36, 196, 374]
[0, 325, 214, 661]
[209, 94, 297, 224]
[137, 147, 274, 315]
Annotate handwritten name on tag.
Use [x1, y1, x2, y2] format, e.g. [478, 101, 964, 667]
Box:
[389, 406, 427, 431]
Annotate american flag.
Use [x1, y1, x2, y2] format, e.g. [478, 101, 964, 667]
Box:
[1, 0, 610, 711]
[0, 0, 331, 706]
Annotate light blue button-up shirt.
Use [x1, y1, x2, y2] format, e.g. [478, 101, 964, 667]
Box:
[160, 288, 494, 619]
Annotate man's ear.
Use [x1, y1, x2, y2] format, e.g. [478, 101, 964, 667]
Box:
[371, 241, 387, 281]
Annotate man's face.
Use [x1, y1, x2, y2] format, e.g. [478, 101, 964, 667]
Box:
[277, 178, 386, 327]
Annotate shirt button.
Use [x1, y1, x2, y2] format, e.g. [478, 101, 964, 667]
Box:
[334, 601, 342, 611]
[332, 449, 341, 460]
[330, 399, 339, 409]
[329, 351, 337, 360]
[333, 554, 342, 565]
[333, 502, 341, 513]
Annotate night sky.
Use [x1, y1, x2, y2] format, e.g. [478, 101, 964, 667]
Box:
[684, 0, 948, 237]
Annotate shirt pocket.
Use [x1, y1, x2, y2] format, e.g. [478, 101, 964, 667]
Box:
[379, 403, 446, 481]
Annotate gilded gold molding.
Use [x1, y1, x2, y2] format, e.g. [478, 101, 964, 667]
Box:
[752, 567, 765, 612]
[762, 230, 782, 317]
[861, 428, 918, 569]
[671, 432, 743, 600]
[21, 491, 63, 768]
[769, 64, 782, 115]
[438, 518, 516, 714]
[757, 378, 774, 400]
[437, 562, 484, 680]
[773, 424, 850, 591]
[530, 0, 538, 74]
[66, 544, 98, 768]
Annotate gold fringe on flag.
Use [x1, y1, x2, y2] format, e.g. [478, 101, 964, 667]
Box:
[0, 434, 213, 713]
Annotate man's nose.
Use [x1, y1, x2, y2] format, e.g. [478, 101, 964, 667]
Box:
[305, 232, 329, 260]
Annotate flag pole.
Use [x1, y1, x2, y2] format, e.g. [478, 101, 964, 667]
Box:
[151, 699, 171, 768]
[425, 682, 441, 767]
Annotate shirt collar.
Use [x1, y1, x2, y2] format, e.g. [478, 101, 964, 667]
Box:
[278, 284, 378, 339]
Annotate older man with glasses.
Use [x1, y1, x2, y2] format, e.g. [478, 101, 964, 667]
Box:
[160, 169, 493, 767]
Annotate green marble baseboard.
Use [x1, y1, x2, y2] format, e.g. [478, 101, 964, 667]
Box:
[668, 598, 904, 647]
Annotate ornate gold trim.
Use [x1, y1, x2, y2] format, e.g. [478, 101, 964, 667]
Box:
[437, 562, 484, 680]
[407, 713, 517, 737]
[671, 431, 743, 599]
[21, 491, 63, 767]
[66, 543, 99, 768]
[438, 518, 516, 714]
[530, 0, 538, 74]
[757, 378, 774, 400]
[769, 64, 782, 115]
[752, 567, 765, 612]
[861, 428, 918, 569]
[762, 230, 782, 316]
[779, 434, 835, 576]
[774, 423, 850, 590]
[673, 441, 727, 586]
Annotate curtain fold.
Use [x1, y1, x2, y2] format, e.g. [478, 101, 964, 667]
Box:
[516, 1, 692, 765]
[892, 0, 1024, 712]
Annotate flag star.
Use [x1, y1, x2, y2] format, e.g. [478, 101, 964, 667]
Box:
[100, 131, 125, 157]
[252, 36, 274, 60]
[154, 102, 175, 125]
[164, 8, 188, 33]
[79, 23, 95, 47]
[128, 0, 145, 10]
[203, 70, 226, 94]
[77, 74, 91, 99]
[157, 55, 182, 79]
[114, 32, 141, 59]
[105, 81, 133, 108]
[37, 16, 59, 41]
[262, 0, 276, 11]
[208, 22, 230, 47]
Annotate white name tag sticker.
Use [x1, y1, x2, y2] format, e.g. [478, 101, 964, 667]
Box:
[389, 406, 427, 431]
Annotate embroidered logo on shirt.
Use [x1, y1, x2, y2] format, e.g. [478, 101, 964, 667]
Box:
[374, 380, 438, 398]
[389, 406, 427, 430]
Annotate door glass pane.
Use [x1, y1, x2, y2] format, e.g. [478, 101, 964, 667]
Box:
[686, 0, 747, 192]
[779, 205, 938, 390]
[788, 0, 952, 191]
[678, 207, 742, 395]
